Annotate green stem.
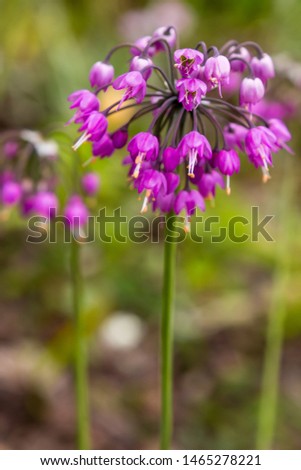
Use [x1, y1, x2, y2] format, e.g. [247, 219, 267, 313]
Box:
[71, 237, 90, 450]
[160, 214, 177, 450]
[256, 161, 294, 449]
[256, 266, 289, 449]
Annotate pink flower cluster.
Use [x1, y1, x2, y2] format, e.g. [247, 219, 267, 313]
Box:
[0, 131, 100, 230]
[67, 26, 292, 228]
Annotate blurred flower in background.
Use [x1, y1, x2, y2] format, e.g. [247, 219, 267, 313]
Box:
[0, 130, 59, 220]
[118, 0, 196, 40]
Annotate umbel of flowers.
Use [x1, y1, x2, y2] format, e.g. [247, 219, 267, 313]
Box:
[0, 130, 100, 230]
[67, 26, 292, 231]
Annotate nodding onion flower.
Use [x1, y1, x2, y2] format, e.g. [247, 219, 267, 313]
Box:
[0, 130, 100, 228]
[67, 26, 292, 231]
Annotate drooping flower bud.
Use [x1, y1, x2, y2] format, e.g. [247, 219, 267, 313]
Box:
[82, 173, 100, 196]
[214, 149, 240, 194]
[163, 147, 181, 172]
[3, 141, 19, 159]
[92, 134, 114, 158]
[130, 36, 156, 57]
[229, 46, 251, 72]
[174, 190, 205, 222]
[64, 195, 89, 229]
[152, 26, 177, 51]
[111, 129, 128, 149]
[152, 192, 175, 214]
[130, 56, 153, 80]
[164, 172, 180, 194]
[89, 61, 114, 89]
[198, 170, 225, 198]
[239, 77, 265, 108]
[204, 55, 231, 96]
[1, 181, 22, 205]
[34, 191, 58, 218]
[251, 53, 275, 82]
[224, 123, 248, 151]
[21, 195, 36, 217]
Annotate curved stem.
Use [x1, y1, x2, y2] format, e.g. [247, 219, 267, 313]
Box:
[150, 65, 176, 93]
[229, 57, 254, 77]
[192, 109, 198, 131]
[147, 84, 170, 95]
[160, 214, 177, 450]
[195, 41, 207, 57]
[220, 39, 239, 54]
[203, 103, 250, 128]
[106, 101, 154, 117]
[204, 98, 254, 127]
[161, 111, 177, 146]
[158, 106, 175, 134]
[126, 103, 162, 127]
[102, 99, 127, 115]
[231, 41, 264, 58]
[197, 112, 206, 134]
[198, 106, 225, 148]
[71, 238, 90, 450]
[148, 97, 177, 132]
[160, 108, 179, 151]
[171, 108, 185, 147]
[207, 45, 220, 57]
[144, 36, 175, 83]
[104, 43, 141, 62]
[94, 82, 114, 95]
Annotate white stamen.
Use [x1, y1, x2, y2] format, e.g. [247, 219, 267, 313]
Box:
[72, 131, 90, 151]
[259, 147, 271, 182]
[133, 152, 145, 179]
[184, 216, 191, 233]
[187, 148, 197, 177]
[259, 146, 268, 166]
[82, 156, 96, 167]
[133, 163, 141, 179]
[226, 175, 231, 195]
[262, 158, 269, 172]
[141, 190, 151, 213]
[261, 167, 271, 183]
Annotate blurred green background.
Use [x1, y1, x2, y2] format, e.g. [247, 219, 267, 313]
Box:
[1, 0, 301, 450]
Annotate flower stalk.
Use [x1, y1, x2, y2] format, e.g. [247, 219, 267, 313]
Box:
[70, 237, 90, 450]
[256, 267, 288, 450]
[160, 214, 177, 450]
[256, 160, 294, 450]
